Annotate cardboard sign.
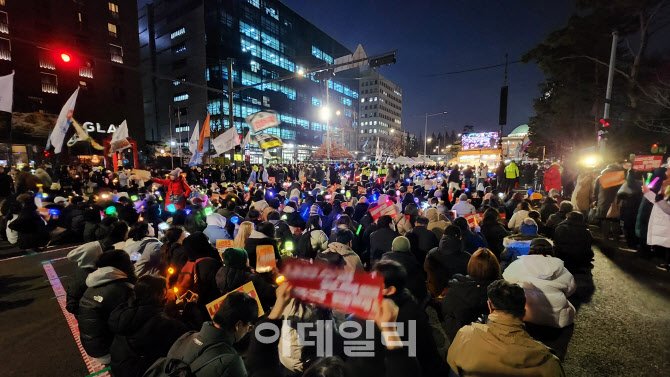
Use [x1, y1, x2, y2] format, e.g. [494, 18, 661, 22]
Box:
[464, 213, 483, 228]
[256, 245, 277, 271]
[268, 177, 276, 185]
[281, 258, 384, 319]
[369, 200, 397, 220]
[216, 239, 234, 254]
[633, 155, 663, 171]
[600, 171, 626, 188]
[206, 281, 264, 319]
[358, 186, 367, 195]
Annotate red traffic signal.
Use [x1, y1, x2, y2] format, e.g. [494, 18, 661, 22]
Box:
[60, 53, 72, 62]
[599, 119, 610, 127]
[652, 143, 658, 148]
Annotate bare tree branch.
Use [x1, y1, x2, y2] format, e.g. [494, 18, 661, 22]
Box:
[557, 55, 632, 80]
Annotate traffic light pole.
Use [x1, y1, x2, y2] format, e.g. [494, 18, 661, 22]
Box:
[600, 31, 618, 154]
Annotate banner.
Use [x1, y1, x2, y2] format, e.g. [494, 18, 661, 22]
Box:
[633, 155, 663, 171]
[255, 133, 283, 150]
[369, 200, 397, 220]
[599, 171, 626, 189]
[358, 186, 367, 195]
[216, 239, 234, 254]
[198, 113, 210, 152]
[189, 121, 199, 154]
[206, 281, 264, 319]
[245, 110, 279, 133]
[256, 245, 276, 271]
[110, 120, 130, 152]
[212, 126, 240, 155]
[51, 87, 80, 154]
[464, 213, 483, 228]
[281, 258, 384, 319]
[0, 71, 13, 113]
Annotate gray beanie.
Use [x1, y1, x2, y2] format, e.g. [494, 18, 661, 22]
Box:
[392, 236, 411, 253]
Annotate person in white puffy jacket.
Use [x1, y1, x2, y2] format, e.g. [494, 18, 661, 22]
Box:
[503, 238, 576, 328]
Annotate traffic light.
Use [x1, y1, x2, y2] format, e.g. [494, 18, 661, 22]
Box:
[43, 149, 51, 158]
[600, 118, 611, 127]
[368, 53, 397, 68]
[60, 53, 72, 63]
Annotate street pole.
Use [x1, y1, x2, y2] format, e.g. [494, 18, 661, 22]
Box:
[424, 113, 428, 156]
[227, 58, 235, 166]
[499, 53, 508, 162]
[177, 108, 181, 162]
[326, 80, 330, 161]
[601, 31, 618, 154]
[169, 104, 173, 169]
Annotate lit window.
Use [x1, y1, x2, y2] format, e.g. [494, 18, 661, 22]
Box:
[261, 32, 279, 50]
[41, 73, 58, 94]
[108, 2, 119, 17]
[174, 93, 189, 102]
[170, 27, 185, 39]
[38, 48, 54, 69]
[312, 97, 321, 107]
[240, 37, 259, 56]
[361, 98, 365, 103]
[172, 42, 186, 54]
[0, 11, 7, 34]
[79, 67, 93, 78]
[239, 21, 259, 41]
[264, 6, 279, 20]
[250, 60, 260, 73]
[109, 44, 123, 63]
[108, 23, 117, 38]
[246, 0, 259, 8]
[0, 37, 10, 61]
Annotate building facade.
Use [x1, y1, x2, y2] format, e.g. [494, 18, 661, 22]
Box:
[0, 0, 143, 165]
[358, 68, 402, 156]
[139, 0, 360, 163]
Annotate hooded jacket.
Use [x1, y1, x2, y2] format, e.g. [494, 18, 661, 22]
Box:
[369, 227, 397, 262]
[66, 241, 103, 316]
[108, 303, 188, 377]
[382, 250, 428, 303]
[404, 225, 439, 264]
[425, 208, 450, 240]
[244, 230, 279, 269]
[479, 220, 508, 260]
[78, 267, 134, 358]
[440, 275, 493, 340]
[323, 242, 363, 272]
[553, 219, 593, 269]
[503, 255, 576, 328]
[424, 236, 471, 295]
[203, 214, 232, 246]
[447, 313, 565, 377]
[126, 237, 163, 277]
[571, 172, 595, 212]
[500, 234, 546, 265]
[508, 209, 530, 230]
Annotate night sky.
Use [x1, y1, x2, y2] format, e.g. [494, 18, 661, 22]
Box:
[282, 0, 574, 138]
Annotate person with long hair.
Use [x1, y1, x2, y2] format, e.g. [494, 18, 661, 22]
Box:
[479, 208, 509, 260]
[234, 221, 254, 249]
[158, 227, 188, 285]
[125, 221, 162, 277]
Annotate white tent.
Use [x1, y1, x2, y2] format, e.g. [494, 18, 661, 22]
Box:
[393, 156, 414, 165]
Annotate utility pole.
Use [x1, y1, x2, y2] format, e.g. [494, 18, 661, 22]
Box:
[227, 58, 235, 165]
[326, 80, 331, 161]
[601, 31, 618, 155]
[169, 104, 173, 169]
[499, 53, 508, 162]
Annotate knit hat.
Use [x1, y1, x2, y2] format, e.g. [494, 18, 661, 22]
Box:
[529, 238, 554, 256]
[169, 168, 182, 178]
[392, 236, 411, 253]
[519, 218, 538, 236]
[222, 247, 248, 268]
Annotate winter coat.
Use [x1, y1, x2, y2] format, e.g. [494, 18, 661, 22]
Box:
[504, 255, 576, 328]
[540, 203, 559, 224]
[507, 210, 530, 230]
[295, 228, 329, 260]
[424, 237, 471, 295]
[8, 207, 49, 249]
[404, 225, 439, 264]
[594, 165, 624, 219]
[322, 242, 363, 272]
[460, 229, 488, 254]
[83, 221, 101, 243]
[185, 205, 208, 234]
[245, 230, 279, 269]
[543, 164, 562, 192]
[203, 214, 232, 246]
[553, 218, 593, 270]
[78, 267, 134, 358]
[440, 275, 493, 340]
[215, 265, 276, 311]
[152, 177, 192, 210]
[108, 303, 188, 377]
[425, 208, 450, 240]
[125, 237, 163, 277]
[500, 235, 546, 265]
[545, 211, 568, 238]
[571, 173, 595, 212]
[164, 322, 247, 377]
[447, 313, 565, 377]
[479, 221, 508, 260]
[66, 241, 103, 316]
[452, 200, 476, 217]
[382, 250, 428, 303]
[369, 227, 398, 261]
[644, 191, 670, 248]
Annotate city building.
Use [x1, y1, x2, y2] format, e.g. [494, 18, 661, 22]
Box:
[138, 0, 360, 163]
[358, 68, 402, 156]
[502, 124, 529, 160]
[0, 0, 143, 165]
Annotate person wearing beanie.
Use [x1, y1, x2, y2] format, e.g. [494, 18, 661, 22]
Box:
[381, 236, 428, 302]
[503, 238, 576, 328]
[424, 225, 472, 297]
[545, 201, 574, 238]
[452, 193, 476, 217]
[214, 247, 276, 311]
[500, 218, 547, 270]
[152, 168, 192, 210]
[181, 232, 222, 306]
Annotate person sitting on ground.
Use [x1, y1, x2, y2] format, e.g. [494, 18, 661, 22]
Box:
[503, 238, 576, 328]
[540, 196, 560, 224]
[452, 194, 476, 217]
[9, 193, 50, 250]
[203, 213, 233, 246]
[441, 248, 501, 341]
[528, 210, 548, 237]
[215, 247, 276, 311]
[382, 236, 428, 303]
[295, 214, 329, 261]
[507, 201, 531, 231]
[108, 275, 189, 377]
[158, 226, 188, 286]
[78, 250, 136, 365]
[453, 217, 488, 254]
[447, 279, 565, 377]
[369, 215, 398, 262]
[425, 207, 450, 240]
[553, 211, 594, 271]
[479, 208, 509, 260]
[404, 215, 439, 264]
[500, 218, 547, 269]
[545, 201, 574, 238]
[320, 228, 363, 272]
[424, 225, 471, 298]
[125, 221, 163, 277]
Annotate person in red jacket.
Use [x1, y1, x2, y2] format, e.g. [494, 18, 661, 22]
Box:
[153, 168, 192, 210]
[543, 163, 563, 194]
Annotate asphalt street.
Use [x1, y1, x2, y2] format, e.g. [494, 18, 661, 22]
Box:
[0, 237, 669, 377]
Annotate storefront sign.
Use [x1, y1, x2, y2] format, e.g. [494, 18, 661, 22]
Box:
[82, 122, 117, 134]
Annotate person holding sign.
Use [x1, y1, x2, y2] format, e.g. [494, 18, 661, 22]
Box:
[215, 247, 277, 311]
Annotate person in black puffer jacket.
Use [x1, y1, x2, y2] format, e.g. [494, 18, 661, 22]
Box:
[424, 225, 471, 298]
[78, 250, 136, 364]
[108, 275, 188, 377]
[215, 247, 276, 311]
[479, 208, 509, 260]
[245, 221, 280, 269]
[382, 236, 428, 304]
[440, 248, 501, 341]
[8, 193, 50, 250]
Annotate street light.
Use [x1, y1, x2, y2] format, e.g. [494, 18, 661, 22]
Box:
[170, 141, 176, 146]
[320, 106, 331, 121]
[416, 111, 448, 156]
[427, 137, 433, 142]
[297, 68, 305, 75]
[335, 110, 341, 116]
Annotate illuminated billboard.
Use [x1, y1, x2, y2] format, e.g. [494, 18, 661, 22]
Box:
[461, 132, 499, 150]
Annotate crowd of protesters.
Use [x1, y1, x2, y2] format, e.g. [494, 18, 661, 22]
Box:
[0, 156, 668, 377]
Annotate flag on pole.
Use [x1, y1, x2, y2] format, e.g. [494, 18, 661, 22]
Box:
[212, 126, 240, 155]
[242, 130, 251, 147]
[189, 150, 202, 167]
[0, 72, 14, 113]
[110, 120, 130, 151]
[197, 113, 210, 152]
[520, 135, 532, 153]
[189, 121, 199, 155]
[50, 87, 79, 154]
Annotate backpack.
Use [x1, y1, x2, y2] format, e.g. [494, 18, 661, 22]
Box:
[142, 340, 230, 377]
[176, 257, 213, 292]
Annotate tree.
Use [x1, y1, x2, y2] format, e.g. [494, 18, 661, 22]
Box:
[313, 142, 354, 160]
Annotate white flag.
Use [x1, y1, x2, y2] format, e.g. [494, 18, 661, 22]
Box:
[110, 120, 130, 152]
[212, 126, 240, 155]
[189, 121, 199, 155]
[50, 87, 79, 154]
[0, 72, 14, 113]
[242, 130, 251, 147]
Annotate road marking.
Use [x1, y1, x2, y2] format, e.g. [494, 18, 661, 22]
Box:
[1, 245, 79, 262]
[42, 261, 110, 377]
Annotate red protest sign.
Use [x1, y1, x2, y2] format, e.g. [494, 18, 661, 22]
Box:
[633, 155, 663, 171]
[369, 200, 397, 220]
[281, 258, 384, 319]
[268, 177, 276, 185]
[358, 186, 367, 195]
[256, 245, 276, 271]
[464, 213, 483, 228]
